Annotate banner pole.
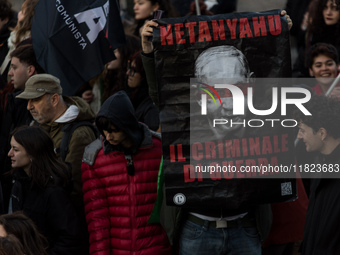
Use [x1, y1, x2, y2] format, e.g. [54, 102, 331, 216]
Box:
[195, 0, 201, 16]
[325, 72, 340, 96]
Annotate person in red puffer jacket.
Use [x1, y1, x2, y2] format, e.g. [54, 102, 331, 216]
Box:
[81, 91, 171, 255]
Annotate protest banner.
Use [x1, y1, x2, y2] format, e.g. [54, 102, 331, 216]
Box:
[153, 9, 298, 210]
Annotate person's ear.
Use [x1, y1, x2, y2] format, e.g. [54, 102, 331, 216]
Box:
[50, 94, 60, 107]
[27, 65, 36, 76]
[152, 2, 159, 12]
[318, 127, 327, 141]
[0, 17, 9, 25]
[337, 63, 340, 73]
[247, 72, 255, 83]
[309, 68, 314, 77]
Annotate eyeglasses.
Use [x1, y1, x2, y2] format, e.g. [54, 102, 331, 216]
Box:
[127, 62, 137, 77]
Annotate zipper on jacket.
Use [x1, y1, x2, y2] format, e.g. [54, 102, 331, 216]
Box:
[129, 162, 137, 254]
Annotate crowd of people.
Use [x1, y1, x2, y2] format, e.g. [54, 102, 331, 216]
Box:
[0, 0, 339, 254]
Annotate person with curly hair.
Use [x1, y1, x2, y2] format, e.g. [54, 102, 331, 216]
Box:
[293, 0, 340, 77]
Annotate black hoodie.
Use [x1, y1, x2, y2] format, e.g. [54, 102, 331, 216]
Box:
[96, 91, 143, 154]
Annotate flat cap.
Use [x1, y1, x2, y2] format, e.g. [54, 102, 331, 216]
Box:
[16, 74, 62, 99]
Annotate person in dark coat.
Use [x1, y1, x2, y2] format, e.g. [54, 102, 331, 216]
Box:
[7, 126, 84, 255]
[125, 50, 160, 131]
[294, 95, 340, 254]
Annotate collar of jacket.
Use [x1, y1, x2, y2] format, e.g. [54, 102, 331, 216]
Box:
[316, 143, 340, 164]
[103, 123, 153, 154]
[13, 169, 30, 182]
[83, 123, 161, 166]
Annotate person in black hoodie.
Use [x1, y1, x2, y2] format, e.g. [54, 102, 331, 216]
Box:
[125, 50, 160, 131]
[294, 95, 340, 254]
[7, 126, 84, 255]
[81, 91, 171, 254]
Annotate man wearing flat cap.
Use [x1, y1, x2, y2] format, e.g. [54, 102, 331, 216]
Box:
[17, 73, 96, 255]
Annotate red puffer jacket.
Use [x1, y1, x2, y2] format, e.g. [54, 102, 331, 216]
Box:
[81, 135, 171, 255]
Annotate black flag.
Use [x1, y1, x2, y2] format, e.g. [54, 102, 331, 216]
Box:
[31, 0, 126, 95]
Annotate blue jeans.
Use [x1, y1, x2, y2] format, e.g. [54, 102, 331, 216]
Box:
[179, 219, 261, 255]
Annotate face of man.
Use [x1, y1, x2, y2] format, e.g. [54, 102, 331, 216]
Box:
[309, 54, 338, 86]
[297, 122, 324, 152]
[199, 55, 248, 82]
[27, 94, 55, 124]
[103, 125, 132, 148]
[196, 53, 250, 139]
[8, 57, 32, 90]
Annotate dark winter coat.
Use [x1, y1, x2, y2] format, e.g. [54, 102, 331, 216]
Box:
[10, 169, 84, 255]
[36, 96, 96, 210]
[125, 78, 160, 131]
[302, 144, 340, 254]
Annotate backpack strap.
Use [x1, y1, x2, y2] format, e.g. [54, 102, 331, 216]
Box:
[60, 121, 99, 162]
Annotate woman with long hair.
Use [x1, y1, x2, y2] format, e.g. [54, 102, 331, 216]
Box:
[0, 235, 25, 255]
[294, 0, 340, 76]
[102, 34, 142, 102]
[7, 126, 84, 255]
[133, 0, 178, 37]
[81, 34, 142, 111]
[0, 0, 38, 77]
[125, 51, 160, 131]
[0, 211, 48, 255]
[307, 0, 340, 49]
[11, 0, 38, 46]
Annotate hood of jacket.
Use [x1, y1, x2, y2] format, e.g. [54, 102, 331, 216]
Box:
[96, 91, 143, 153]
[63, 96, 95, 122]
[37, 96, 95, 132]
